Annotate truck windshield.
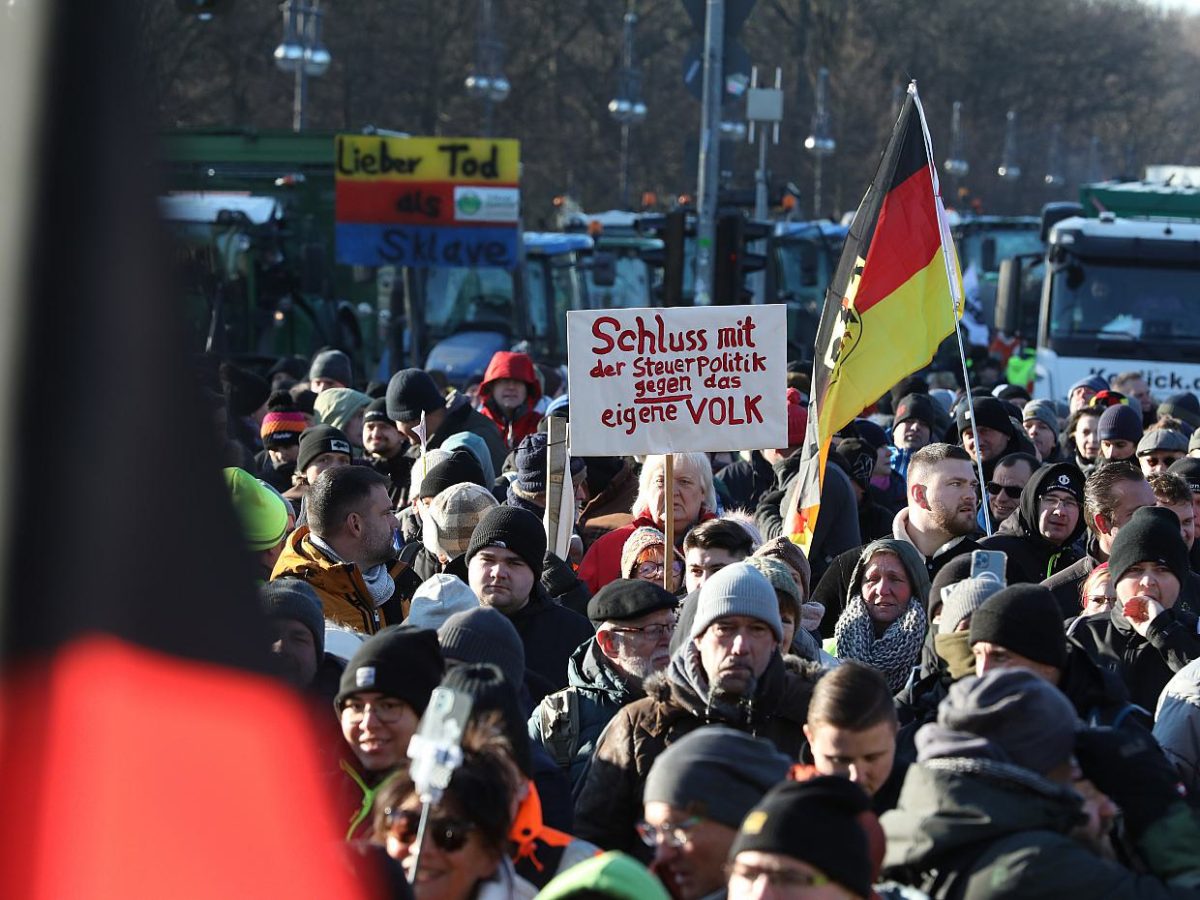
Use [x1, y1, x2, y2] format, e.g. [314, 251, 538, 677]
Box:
[960, 229, 1042, 273]
[775, 236, 844, 302]
[421, 266, 515, 338]
[1048, 258, 1200, 359]
[587, 253, 651, 309]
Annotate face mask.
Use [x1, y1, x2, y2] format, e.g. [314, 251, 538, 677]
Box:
[934, 631, 976, 680]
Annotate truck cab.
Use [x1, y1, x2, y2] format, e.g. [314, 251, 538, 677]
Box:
[997, 181, 1200, 399]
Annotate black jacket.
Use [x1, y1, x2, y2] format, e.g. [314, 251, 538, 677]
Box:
[977, 462, 1087, 585]
[717, 451, 776, 511]
[404, 393, 509, 476]
[1072, 602, 1200, 712]
[507, 586, 595, 693]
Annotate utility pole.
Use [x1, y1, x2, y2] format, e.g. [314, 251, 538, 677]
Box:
[694, 0, 724, 306]
[746, 66, 783, 303]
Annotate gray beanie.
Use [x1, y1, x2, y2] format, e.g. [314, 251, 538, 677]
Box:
[643, 726, 791, 829]
[916, 669, 1077, 776]
[437, 605, 526, 690]
[260, 578, 325, 657]
[308, 349, 352, 388]
[406, 574, 480, 632]
[1021, 399, 1059, 433]
[938, 576, 1005, 635]
[690, 562, 783, 643]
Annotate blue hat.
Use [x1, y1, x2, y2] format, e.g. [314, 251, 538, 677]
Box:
[1069, 374, 1109, 396]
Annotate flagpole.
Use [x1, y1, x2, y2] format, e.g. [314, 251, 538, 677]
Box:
[910, 82, 992, 536]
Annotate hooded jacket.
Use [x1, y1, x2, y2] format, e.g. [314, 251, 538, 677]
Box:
[271, 526, 407, 633]
[1071, 601, 1200, 712]
[882, 761, 1200, 899]
[978, 462, 1087, 584]
[477, 351, 543, 450]
[527, 638, 643, 796]
[572, 648, 819, 859]
[1154, 658, 1200, 796]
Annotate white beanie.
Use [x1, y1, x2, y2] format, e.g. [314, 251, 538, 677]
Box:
[691, 562, 783, 643]
[405, 574, 479, 631]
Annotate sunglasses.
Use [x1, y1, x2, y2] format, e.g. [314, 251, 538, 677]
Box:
[986, 482, 1022, 499]
[384, 807, 476, 853]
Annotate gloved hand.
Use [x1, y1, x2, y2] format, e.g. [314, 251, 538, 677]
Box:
[1075, 725, 1187, 838]
[541, 550, 582, 598]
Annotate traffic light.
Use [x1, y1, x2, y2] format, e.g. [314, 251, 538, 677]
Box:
[713, 214, 770, 304]
[637, 209, 691, 307]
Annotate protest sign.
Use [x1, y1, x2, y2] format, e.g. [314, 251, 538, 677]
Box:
[334, 135, 521, 270]
[566, 304, 787, 456]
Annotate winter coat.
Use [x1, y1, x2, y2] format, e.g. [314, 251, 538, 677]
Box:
[1072, 602, 1200, 712]
[1041, 537, 1104, 620]
[271, 527, 407, 633]
[578, 509, 716, 596]
[509, 779, 599, 889]
[572, 649, 819, 858]
[883, 761, 1200, 899]
[1154, 658, 1200, 796]
[764, 458, 862, 584]
[977, 462, 1087, 585]
[716, 451, 776, 511]
[1060, 636, 1153, 731]
[254, 449, 295, 493]
[527, 638, 641, 797]
[506, 586, 594, 692]
[476, 351, 543, 450]
[407, 392, 509, 477]
[577, 458, 639, 548]
[369, 450, 415, 505]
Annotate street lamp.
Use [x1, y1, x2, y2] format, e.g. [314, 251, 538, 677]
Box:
[465, 0, 509, 136]
[998, 110, 1021, 180]
[608, 6, 647, 208]
[274, 1, 331, 132]
[804, 67, 835, 218]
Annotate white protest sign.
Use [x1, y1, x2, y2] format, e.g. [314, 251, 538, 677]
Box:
[566, 304, 788, 455]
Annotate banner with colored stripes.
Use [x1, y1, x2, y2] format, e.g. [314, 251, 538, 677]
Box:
[787, 83, 963, 549]
[334, 134, 521, 269]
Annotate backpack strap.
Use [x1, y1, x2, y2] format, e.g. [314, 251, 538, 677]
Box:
[537, 687, 581, 771]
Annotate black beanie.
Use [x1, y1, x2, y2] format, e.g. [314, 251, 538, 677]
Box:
[363, 396, 391, 425]
[334, 625, 444, 712]
[894, 392, 937, 430]
[296, 424, 352, 473]
[1168, 457, 1200, 495]
[220, 362, 271, 418]
[420, 449, 486, 500]
[730, 777, 873, 900]
[1098, 404, 1143, 444]
[968, 584, 1066, 669]
[587, 578, 677, 625]
[465, 506, 547, 581]
[386, 368, 445, 423]
[834, 438, 875, 489]
[439, 663, 532, 776]
[260, 578, 325, 657]
[956, 396, 1015, 439]
[1158, 392, 1200, 430]
[1107, 505, 1191, 587]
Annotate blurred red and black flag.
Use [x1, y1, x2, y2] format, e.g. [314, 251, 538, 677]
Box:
[0, 5, 370, 898]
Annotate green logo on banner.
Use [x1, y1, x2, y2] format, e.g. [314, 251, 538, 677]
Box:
[457, 192, 482, 215]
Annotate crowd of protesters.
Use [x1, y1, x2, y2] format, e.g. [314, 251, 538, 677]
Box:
[208, 346, 1200, 899]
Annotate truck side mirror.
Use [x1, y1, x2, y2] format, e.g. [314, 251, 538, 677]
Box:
[995, 257, 1021, 334]
[589, 251, 617, 287]
[981, 237, 997, 273]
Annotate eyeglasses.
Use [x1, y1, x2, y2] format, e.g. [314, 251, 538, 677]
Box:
[636, 560, 684, 579]
[726, 861, 830, 889]
[986, 482, 1022, 499]
[384, 807, 476, 853]
[636, 816, 702, 849]
[340, 697, 411, 724]
[609, 621, 676, 641]
[1038, 495, 1080, 512]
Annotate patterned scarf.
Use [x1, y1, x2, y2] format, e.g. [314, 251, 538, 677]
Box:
[833, 595, 927, 692]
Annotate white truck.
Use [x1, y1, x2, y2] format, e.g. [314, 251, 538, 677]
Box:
[996, 181, 1200, 400]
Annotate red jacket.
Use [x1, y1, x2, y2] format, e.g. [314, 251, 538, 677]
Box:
[477, 351, 543, 450]
[578, 509, 717, 595]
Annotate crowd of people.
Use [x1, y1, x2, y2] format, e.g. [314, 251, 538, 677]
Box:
[208, 347, 1200, 899]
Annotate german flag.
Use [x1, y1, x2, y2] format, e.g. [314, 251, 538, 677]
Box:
[787, 84, 962, 546]
[0, 5, 373, 898]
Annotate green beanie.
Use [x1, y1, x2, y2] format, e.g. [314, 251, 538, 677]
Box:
[224, 467, 288, 551]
